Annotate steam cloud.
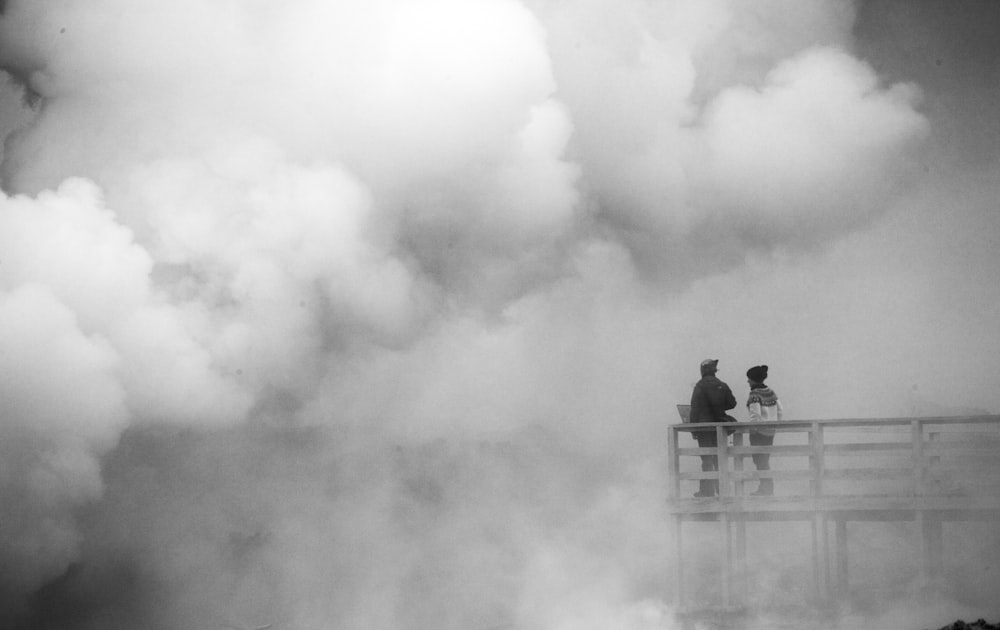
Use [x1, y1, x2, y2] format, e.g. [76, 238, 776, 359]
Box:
[1, 0, 998, 628]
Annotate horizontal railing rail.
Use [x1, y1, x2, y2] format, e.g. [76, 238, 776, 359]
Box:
[666, 416, 1000, 500]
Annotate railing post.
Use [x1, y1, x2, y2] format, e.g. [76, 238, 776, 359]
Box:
[928, 428, 941, 493]
[717, 424, 730, 497]
[667, 426, 679, 499]
[733, 429, 745, 497]
[912, 419, 925, 496]
[810, 422, 825, 497]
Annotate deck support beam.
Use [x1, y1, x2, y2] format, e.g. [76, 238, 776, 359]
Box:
[834, 518, 848, 597]
[721, 513, 732, 607]
[812, 513, 830, 604]
[918, 511, 943, 587]
[674, 513, 684, 609]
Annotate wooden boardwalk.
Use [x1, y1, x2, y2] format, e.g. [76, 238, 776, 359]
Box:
[666, 415, 1000, 611]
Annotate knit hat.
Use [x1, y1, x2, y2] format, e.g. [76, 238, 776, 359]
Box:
[746, 365, 768, 383]
[700, 359, 719, 376]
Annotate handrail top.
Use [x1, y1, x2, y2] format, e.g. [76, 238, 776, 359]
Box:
[670, 415, 1000, 431]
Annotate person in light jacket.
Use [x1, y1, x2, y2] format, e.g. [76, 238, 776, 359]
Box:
[689, 359, 738, 497]
[746, 364, 783, 496]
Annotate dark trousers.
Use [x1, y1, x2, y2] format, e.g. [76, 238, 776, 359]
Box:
[695, 430, 719, 496]
[750, 431, 774, 493]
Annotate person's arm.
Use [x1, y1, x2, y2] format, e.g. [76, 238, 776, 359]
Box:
[748, 398, 763, 423]
[690, 383, 707, 422]
[722, 383, 737, 411]
[776, 399, 784, 421]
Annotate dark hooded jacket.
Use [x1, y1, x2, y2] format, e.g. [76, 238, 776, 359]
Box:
[689, 370, 737, 424]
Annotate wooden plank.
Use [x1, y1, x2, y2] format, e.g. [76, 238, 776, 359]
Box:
[916, 416, 1000, 426]
[674, 505, 1000, 524]
[933, 508, 1000, 521]
[729, 470, 817, 480]
[676, 472, 724, 480]
[819, 416, 1000, 426]
[679, 446, 751, 456]
[822, 467, 914, 480]
[679, 467, 997, 488]
[825, 426, 912, 434]
[928, 427, 1000, 437]
[669, 491, 1000, 508]
[679, 511, 817, 522]
[924, 443, 1000, 455]
[681, 468, 923, 482]
[823, 442, 912, 453]
[728, 445, 814, 455]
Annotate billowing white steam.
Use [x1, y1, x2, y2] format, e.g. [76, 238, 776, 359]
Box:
[0, 0, 956, 627]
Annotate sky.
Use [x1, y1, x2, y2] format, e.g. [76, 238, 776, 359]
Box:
[1, 1, 999, 629]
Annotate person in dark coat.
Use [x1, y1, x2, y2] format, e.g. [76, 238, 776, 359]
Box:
[689, 358, 738, 497]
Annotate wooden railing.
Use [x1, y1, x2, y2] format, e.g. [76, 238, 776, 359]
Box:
[666, 416, 1000, 500]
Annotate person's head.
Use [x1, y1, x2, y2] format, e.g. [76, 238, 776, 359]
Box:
[746, 365, 768, 385]
[700, 358, 719, 377]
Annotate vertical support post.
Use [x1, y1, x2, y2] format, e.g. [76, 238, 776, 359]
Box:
[733, 430, 745, 497]
[928, 516, 943, 581]
[674, 513, 685, 609]
[721, 512, 732, 608]
[928, 429, 942, 494]
[912, 419, 925, 496]
[812, 513, 830, 604]
[810, 422, 824, 497]
[917, 510, 928, 586]
[736, 517, 747, 603]
[918, 511, 943, 587]
[835, 518, 848, 598]
[667, 426, 679, 499]
[811, 514, 820, 602]
[717, 425, 730, 497]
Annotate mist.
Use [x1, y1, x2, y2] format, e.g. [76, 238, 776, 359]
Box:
[1, 0, 999, 628]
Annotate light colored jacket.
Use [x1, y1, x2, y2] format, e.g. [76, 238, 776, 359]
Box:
[747, 386, 783, 436]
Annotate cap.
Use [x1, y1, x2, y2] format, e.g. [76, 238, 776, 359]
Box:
[700, 359, 719, 375]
